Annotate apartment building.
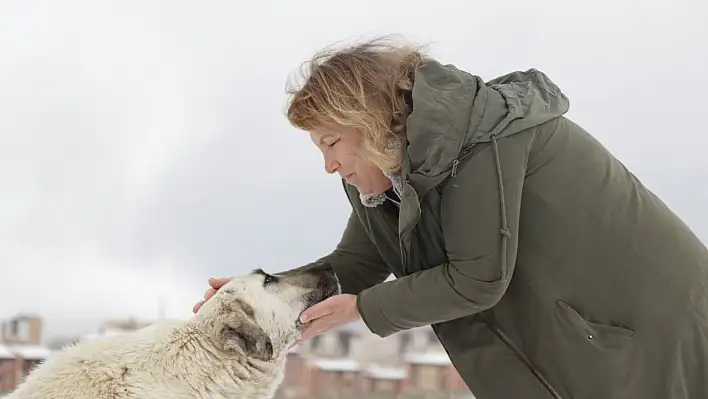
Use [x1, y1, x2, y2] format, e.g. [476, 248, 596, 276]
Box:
[276, 323, 473, 398]
[0, 315, 52, 395]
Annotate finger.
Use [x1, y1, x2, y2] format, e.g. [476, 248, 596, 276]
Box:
[299, 298, 335, 323]
[208, 277, 230, 289]
[204, 288, 217, 300]
[192, 301, 204, 313]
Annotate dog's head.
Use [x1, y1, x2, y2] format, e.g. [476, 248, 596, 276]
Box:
[196, 261, 340, 362]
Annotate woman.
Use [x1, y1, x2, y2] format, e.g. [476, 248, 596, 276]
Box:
[193, 38, 708, 398]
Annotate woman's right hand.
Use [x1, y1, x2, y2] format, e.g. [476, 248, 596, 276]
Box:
[192, 277, 230, 313]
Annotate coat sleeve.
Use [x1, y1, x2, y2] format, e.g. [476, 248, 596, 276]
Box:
[356, 128, 536, 337]
[321, 209, 393, 295]
[285, 207, 392, 296]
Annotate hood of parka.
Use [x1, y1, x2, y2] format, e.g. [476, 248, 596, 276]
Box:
[402, 60, 570, 197]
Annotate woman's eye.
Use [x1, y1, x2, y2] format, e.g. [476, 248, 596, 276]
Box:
[328, 139, 340, 148]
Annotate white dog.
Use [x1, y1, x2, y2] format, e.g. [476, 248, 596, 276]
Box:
[6, 262, 340, 399]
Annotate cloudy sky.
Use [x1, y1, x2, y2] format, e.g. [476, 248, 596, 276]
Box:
[1, 0, 706, 341]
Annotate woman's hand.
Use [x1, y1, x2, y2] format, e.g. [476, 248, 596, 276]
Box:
[192, 277, 229, 313]
[296, 294, 361, 344]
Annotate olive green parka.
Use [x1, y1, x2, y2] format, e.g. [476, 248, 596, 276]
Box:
[298, 60, 708, 398]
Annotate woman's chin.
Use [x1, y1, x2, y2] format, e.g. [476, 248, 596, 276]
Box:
[356, 185, 380, 196]
[357, 187, 373, 195]
[350, 179, 391, 196]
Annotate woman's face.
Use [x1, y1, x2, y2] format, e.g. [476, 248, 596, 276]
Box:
[309, 126, 392, 195]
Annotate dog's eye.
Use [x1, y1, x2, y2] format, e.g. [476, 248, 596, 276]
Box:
[263, 274, 277, 286]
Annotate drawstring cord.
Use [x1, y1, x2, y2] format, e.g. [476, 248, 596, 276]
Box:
[450, 134, 563, 399]
[491, 133, 512, 282]
[449, 135, 511, 281]
[489, 134, 564, 399]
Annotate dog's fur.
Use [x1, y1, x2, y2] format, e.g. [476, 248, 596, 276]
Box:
[6, 262, 340, 399]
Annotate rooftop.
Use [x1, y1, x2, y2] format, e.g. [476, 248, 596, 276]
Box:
[403, 351, 451, 366]
[10, 345, 52, 360]
[309, 357, 360, 372]
[78, 328, 133, 342]
[0, 344, 13, 359]
[364, 364, 407, 380]
[0, 344, 53, 360]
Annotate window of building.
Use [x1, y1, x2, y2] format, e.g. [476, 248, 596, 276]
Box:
[418, 365, 441, 391]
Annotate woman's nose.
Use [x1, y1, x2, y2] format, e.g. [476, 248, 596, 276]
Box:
[324, 157, 340, 174]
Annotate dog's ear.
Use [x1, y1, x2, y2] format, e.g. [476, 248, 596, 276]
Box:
[220, 319, 273, 362]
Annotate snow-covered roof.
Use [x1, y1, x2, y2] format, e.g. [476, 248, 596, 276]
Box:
[328, 322, 366, 335]
[78, 332, 103, 342]
[79, 328, 130, 342]
[309, 357, 360, 372]
[0, 345, 13, 359]
[11, 345, 52, 360]
[403, 351, 451, 366]
[364, 364, 406, 380]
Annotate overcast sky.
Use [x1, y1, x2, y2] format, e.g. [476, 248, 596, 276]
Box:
[1, 0, 706, 341]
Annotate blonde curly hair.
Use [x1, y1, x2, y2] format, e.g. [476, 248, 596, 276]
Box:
[285, 36, 428, 173]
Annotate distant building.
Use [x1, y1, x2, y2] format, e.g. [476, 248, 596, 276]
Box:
[362, 364, 406, 395]
[0, 314, 43, 346]
[1, 315, 162, 396]
[0, 344, 16, 395]
[277, 322, 471, 398]
[306, 323, 361, 358]
[0, 315, 52, 395]
[77, 317, 155, 343]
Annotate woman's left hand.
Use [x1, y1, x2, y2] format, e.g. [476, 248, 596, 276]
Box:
[296, 294, 361, 344]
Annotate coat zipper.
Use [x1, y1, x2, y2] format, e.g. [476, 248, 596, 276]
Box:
[399, 140, 479, 240]
[398, 175, 422, 267]
[450, 141, 563, 396]
[451, 159, 460, 177]
[408, 139, 562, 396]
[481, 314, 564, 399]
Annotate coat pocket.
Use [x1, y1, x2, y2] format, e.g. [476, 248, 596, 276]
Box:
[436, 316, 559, 399]
[552, 298, 636, 399]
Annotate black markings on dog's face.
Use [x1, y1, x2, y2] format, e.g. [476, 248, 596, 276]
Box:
[215, 292, 272, 361]
[232, 298, 255, 319]
[205, 263, 340, 362]
[217, 294, 255, 320]
[253, 268, 279, 286]
[220, 320, 273, 362]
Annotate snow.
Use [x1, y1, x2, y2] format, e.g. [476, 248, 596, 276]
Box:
[10, 345, 52, 360]
[0, 344, 53, 360]
[403, 351, 451, 365]
[78, 327, 131, 342]
[0, 344, 13, 359]
[364, 364, 406, 380]
[309, 357, 360, 372]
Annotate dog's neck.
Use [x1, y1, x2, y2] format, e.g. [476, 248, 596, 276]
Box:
[162, 320, 288, 399]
